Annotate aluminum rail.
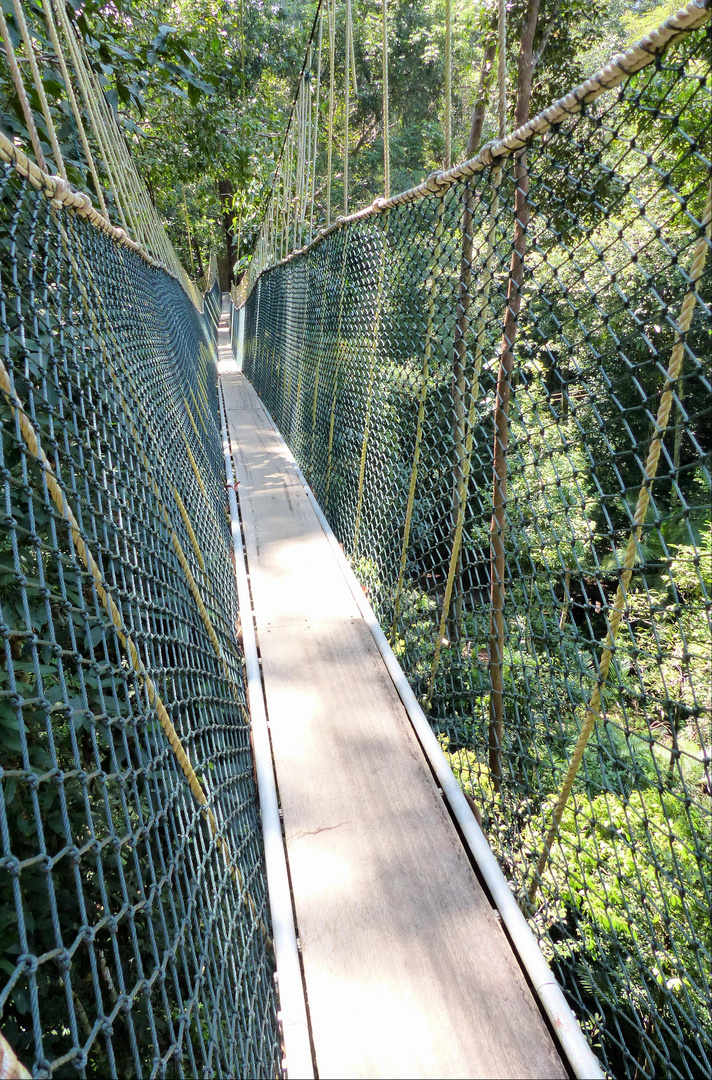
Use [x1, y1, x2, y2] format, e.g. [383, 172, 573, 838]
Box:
[257, 399, 605, 1080]
[218, 384, 314, 1080]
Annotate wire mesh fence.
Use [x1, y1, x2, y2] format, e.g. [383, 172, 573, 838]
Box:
[0, 162, 280, 1076]
[242, 16, 711, 1080]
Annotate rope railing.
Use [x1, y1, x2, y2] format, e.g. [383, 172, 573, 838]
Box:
[239, 5, 712, 1078]
[0, 5, 279, 1076]
[1, 1, 710, 1077]
[0, 155, 279, 1076]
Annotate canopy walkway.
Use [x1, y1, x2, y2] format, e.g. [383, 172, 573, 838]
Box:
[219, 310, 572, 1079]
[0, 2, 710, 1079]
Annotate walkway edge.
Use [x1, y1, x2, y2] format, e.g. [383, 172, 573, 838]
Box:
[218, 382, 315, 1080]
[259, 401, 605, 1080]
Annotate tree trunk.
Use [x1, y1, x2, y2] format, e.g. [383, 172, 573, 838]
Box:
[467, 40, 497, 158]
[488, 0, 541, 791]
[514, 0, 542, 129]
[193, 234, 205, 281]
[218, 178, 236, 289]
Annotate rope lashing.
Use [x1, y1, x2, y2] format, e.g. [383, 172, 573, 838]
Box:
[527, 181, 712, 905]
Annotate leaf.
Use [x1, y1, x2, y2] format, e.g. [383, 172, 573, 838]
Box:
[105, 41, 135, 61]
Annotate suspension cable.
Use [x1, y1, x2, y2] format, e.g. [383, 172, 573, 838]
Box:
[444, 0, 452, 168]
[344, 0, 352, 214]
[382, 0, 390, 197]
[498, 0, 507, 137]
[10, 0, 66, 177]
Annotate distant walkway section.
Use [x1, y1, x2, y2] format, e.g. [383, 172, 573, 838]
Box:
[219, 329, 568, 1080]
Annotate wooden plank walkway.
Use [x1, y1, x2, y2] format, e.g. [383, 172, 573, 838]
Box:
[220, 341, 567, 1078]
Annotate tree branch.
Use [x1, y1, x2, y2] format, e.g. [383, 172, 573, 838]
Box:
[466, 39, 497, 157]
[532, 0, 562, 73]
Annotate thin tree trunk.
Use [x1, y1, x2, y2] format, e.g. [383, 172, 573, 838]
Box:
[467, 40, 497, 158]
[218, 178, 236, 288]
[193, 234, 205, 281]
[488, 0, 541, 791]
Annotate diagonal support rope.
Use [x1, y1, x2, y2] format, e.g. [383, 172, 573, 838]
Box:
[0, 354, 271, 948]
[528, 182, 712, 905]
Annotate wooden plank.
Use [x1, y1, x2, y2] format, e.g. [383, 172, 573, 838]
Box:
[224, 381, 360, 630]
[221, 369, 568, 1080]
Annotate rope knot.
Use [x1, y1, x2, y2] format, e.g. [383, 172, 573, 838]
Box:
[425, 170, 447, 193]
[478, 141, 498, 166]
[49, 176, 70, 209]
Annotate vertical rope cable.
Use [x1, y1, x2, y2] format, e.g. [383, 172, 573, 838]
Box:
[425, 170, 501, 703]
[42, 0, 108, 217]
[53, 1, 131, 233]
[382, 0, 390, 197]
[327, 0, 335, 225]
[344, 0, 352, 215]
[444, 0, 452, 168]
[11, 0, 66, 177]
[486, 0, 512, 790]
[353, 214, 389, 553]
[392, 195, 445, 635]
[310, 12, 323, 242]
[497, 0, 507, 137]
[0, 7, 46, 169]
[325, 230, 351, 507]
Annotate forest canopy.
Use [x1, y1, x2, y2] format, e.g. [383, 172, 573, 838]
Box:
[0, 0, 686, 285]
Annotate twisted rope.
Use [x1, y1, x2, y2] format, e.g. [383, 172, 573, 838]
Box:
[0, 6, 46, 169]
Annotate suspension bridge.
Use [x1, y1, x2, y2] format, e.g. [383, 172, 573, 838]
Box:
[0, 2, 710, 1079]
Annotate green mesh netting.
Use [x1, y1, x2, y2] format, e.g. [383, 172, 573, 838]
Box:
[241, 22, 711, 1080]
[0, 166, 280, 1078]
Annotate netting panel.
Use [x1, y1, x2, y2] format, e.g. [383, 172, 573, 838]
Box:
[243, 24, 711, 1080]
[0, 165, 280, 1078]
